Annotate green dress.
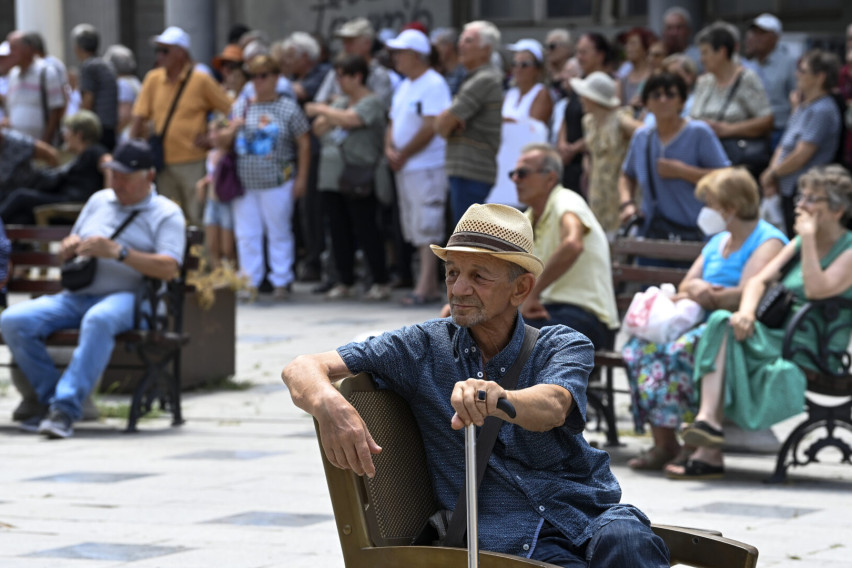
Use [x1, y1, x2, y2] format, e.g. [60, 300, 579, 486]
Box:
[693, 232, 852, 430]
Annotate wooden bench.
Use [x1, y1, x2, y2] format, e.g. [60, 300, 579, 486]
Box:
[767, 297, 852, 482]
[317, 373, 759, 568]
[2, 224, 203, 432]
[588, 237, 704, 446]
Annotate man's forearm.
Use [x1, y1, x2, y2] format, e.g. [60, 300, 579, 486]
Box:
[505, 384, 574, 432]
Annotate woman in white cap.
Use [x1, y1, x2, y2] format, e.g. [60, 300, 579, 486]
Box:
[503, 39, 553, 126]
[572, 71, 641, 237]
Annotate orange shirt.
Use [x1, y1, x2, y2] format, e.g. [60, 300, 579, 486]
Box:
[133, 64, 232, 165]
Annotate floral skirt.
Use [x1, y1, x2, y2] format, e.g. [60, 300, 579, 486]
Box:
[621, 324, 705, 433]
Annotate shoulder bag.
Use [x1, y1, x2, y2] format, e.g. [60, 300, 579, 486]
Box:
[755, 250, 801, 328]
[148, 70, 193, 172]
[412, 325, 540, 548]
[641, 131, 705, 242]
[337, 140, 377, 199]
[711, 72, 771, 177]
[61, 210, 140, 291]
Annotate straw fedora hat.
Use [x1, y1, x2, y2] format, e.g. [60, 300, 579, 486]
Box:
[430, 203, 544, 277]
[570, 71, 620, 108]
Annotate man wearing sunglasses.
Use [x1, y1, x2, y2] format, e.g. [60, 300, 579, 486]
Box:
[130, 26, 232, 226]
[512, 143, 618, 350]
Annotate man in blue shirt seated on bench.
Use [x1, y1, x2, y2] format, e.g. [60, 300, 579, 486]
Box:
[281, 203, 669, 567]
[2, 139, 186, 439]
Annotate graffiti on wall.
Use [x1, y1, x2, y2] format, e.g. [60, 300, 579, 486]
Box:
[310, 0, 434, 38]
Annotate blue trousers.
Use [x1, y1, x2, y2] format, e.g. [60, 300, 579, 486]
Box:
[525, 303, 615, 350]
[531, 519, 669, 567]
[0, 291, 135, 421]
[449, 176, 493, 225]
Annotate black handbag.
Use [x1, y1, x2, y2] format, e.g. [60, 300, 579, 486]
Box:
[709, 72, 770, 177]
[61, 210, 140, 291]
[148, 70, 193, 172]
[337, 141, 376, 199]
[755, 251, 800, 328]
[640, 131, 705, 242]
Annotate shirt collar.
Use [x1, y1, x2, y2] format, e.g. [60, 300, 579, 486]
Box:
[451, 312, 528, 378]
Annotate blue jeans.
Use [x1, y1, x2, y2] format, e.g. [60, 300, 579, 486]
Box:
[526, 304, 615, 350]
[449, 176, 493, 225]
[0, 291, 136, 421]
[531, 519, 669, 567]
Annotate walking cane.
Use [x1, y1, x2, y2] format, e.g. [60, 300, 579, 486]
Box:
[465, 396, 516, 568]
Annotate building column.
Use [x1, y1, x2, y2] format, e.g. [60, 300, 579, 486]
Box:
[15, 0, 64, 62]
[164, 0, 216, 69]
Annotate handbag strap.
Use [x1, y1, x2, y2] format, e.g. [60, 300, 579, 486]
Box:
[777, 248, 801, 280]
[159, 69, 193, 138]
[110, 210, 141, 240]
[443, 324, 540, 548]
[715, 71, 743, 123]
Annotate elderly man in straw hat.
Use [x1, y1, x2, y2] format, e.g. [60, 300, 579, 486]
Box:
[282, 203, 669, 567]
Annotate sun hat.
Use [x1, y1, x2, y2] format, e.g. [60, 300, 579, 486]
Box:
[430, 203, 544, 277]
[507, 39, 544, 62]
[385, 29, 431, 55]
[570, 71, 620, 108]
[212, 44, 243, 71]
[335, 17, 375, 39]
[152, 26, 191, 50]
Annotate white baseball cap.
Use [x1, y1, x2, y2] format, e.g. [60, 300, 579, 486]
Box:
[152, 26, 191, 50]
[751, 13, 782, 35]
[507, 39, 544, 62]
[385, 29, 431, 55]
[0, 41, 9, 56]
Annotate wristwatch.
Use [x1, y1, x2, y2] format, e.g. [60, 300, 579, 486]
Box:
[117, 245, 129, 262]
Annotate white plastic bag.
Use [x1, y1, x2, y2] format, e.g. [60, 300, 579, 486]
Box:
[759, 195, 784, 231]
[623, 284, 705, 344]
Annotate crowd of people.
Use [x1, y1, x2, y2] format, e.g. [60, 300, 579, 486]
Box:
[1, 12, 852, 479]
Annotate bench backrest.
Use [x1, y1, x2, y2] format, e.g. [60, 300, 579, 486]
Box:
[610, 238, 704, 314]
[317, 373, 759, 568]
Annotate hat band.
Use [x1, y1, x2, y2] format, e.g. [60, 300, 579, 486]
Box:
[446, 231, 528, 254]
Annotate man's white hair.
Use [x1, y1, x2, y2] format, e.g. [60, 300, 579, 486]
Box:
[546, 29, 571, 45]
[663, 6, 692, 28]
[464, 20, 501, 51]
[282, 32, 320, 63]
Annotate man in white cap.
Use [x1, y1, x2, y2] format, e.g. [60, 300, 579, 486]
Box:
[1, 139, 185, 439]
[129, 26, 232, 225]
[385, 29, 452, 305]
[314, 17, 392, 108]
[282, 202, 669, 567]
[435, 20, 504, 224]
[745, 13, 796, 148]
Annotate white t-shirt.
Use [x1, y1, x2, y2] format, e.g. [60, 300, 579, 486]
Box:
[389, 68, 451, 172]
[7, 58, 66, 140]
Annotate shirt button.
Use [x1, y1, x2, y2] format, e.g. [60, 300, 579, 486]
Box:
[500, 367, 506, 373]
[471, 346, 477, 352]
[516, 475, 522, 481]
[538, 505, 545, 512]
[465, 348, 469, 353]
[522, 544, 530, 551]
[477, 372, 483, 378]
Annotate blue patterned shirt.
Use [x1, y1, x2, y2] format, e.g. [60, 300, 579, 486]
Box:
[777, 95, 841, 197]
[338, 315, 650, 557]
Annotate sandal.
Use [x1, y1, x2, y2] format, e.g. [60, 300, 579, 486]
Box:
[682, 420, 725, 448]
[665, 459, 725, 480]
[627, 446, 678, 471]
[400, 292, 442, 307]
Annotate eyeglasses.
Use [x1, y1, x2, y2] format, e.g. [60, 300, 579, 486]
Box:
[649, 51, 666, 58]
[249, 72, 273, 80]
[512, 61, 535, 69]
[547, 42, 560, 51]
[154, 46, 170, 55]
[222, 61, 242, 71]
[508, 167, 549, 180]
[648, 89, 679, 101]
[795, 193, 830, 205]
[796, 65, 811, 75]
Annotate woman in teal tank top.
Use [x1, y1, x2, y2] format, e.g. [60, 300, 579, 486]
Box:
[666, 165, 852, 480]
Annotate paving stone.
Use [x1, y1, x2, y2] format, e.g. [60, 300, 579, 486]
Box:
[27, 542, 188, 561]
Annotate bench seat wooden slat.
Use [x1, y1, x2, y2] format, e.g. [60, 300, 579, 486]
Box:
[7, 280, 64, 294]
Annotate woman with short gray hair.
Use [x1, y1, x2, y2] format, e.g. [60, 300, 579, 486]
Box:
[103, 44, 141, 141]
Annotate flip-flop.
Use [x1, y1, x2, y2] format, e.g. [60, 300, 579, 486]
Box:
[665, 459, 725, 480]
[400, 293, 442, 307]
[627, 446, 678, 470]
[682, 420, 725, 448]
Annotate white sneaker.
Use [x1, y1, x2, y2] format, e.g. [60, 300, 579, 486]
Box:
[364, 283, 391, 301]
[326, 284, 352, 299]
[272, 286, 291, 300]
[237, 287, 258, 303]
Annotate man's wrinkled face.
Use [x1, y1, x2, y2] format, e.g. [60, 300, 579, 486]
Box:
[445, 252, 517, 329]
[663, 14, 690, 53]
